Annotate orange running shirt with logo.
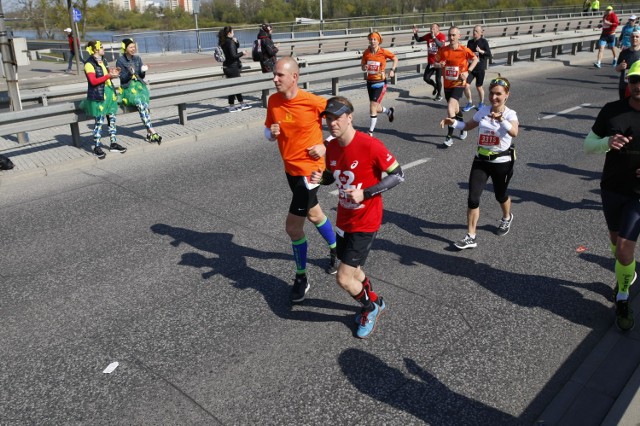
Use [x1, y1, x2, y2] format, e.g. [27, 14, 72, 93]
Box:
[434, 45, 476, 89]
[265, 89, 327, 176]
[361, 47, 396, 82]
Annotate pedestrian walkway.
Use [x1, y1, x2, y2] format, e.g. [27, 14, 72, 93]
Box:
[2, 50, 640, 424]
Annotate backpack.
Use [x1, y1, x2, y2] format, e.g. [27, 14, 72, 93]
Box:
[213, 46, 225, 63]
[0, 154, 14, 171]
[252, 39, 263, 62]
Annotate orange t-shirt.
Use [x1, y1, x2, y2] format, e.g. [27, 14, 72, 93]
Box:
[435, 44, 476, 89]
[265, 89, 327, 176]
[361, 47, 396, 82]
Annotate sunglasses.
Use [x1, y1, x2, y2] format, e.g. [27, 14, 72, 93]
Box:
[629, 75, 640, 84]
[490, 78, 510, 88]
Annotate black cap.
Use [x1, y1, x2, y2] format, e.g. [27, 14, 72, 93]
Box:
[320, 100, 353, 117]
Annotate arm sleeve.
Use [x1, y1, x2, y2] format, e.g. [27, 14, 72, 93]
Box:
[435, 33, 445, 47]
[86, 72, 110, 86]
[229, 41, 243, 60]
[584, 131, 610, 154]
[482, 39, 492, 58]
[137, 57, 146, 79]
[363, 164, 405, 199]
[320, 170, 336, 185]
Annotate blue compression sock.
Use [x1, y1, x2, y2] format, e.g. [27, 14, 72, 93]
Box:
[315, 216, 337, 248]
[292, 237, 308, 275]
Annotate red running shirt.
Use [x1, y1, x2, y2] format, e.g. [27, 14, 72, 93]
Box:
[325, 131, 398, 233]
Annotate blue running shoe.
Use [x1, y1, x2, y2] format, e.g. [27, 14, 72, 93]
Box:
[462, 102, 475, 112]
[612, 59, 617, 67]
[356, 299, 385, 338]
[355, 297, 386, 324]
[476, 102, 485, 110]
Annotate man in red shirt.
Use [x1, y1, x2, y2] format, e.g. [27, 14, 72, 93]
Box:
[311, 96, 405, 338]
[413, 23, 446, 101]
[595, 5, 620, 68]
[434, 26, 478, 147]
[64, 28, 75, 74]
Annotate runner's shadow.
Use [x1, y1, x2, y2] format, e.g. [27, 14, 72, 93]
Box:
[375, 238, 612, 326]
[339, 349, 516, 424]
[381, 208, 468, 244]
[151, 223, 354, 325]
[527, 162, 600, 181]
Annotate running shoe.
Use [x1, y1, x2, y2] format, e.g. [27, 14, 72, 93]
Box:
[228, 105, 239, 113]
[240, 103, 252, 110]
[432, 88, 438, 96]
[496, 213, 514, 236]
[93, 146, 106, 159]
[594, 62, 602, 68]
[460, 130, 468, 140]
[388, 107, 395, 123]
[356, 299, 385, 338]
[443, 137, 454, 147]
[109, 143, 127, 153]
[355, 297, 385, 324]
[367, 131, 374, 137]
[462, 102, 475, 112]
[291, 274, 310, 303]
[616, 299, 635, 331]
[146, 133, 162, 144]
[476, 102, 485, 110]
[434, 95, 443, 101]
[325, 249, 338, 275]
[612, 59, 617, 67]
[454, 234, 477, 250]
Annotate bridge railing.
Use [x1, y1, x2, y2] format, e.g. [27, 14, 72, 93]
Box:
[0, 28, 600, 149]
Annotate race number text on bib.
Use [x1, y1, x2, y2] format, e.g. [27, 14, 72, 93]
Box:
[444, 66, 460, 81]
[478, 129, 500, 146]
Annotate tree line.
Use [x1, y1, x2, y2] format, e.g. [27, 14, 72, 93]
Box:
[6, 0, 580, 39]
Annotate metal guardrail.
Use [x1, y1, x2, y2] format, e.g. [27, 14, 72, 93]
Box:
[10, 14, 605, 107]
[0, 28, 600, 148]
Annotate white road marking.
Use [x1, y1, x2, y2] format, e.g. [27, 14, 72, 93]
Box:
[329, 158, 431, 195]
[542, 103, 591, 120]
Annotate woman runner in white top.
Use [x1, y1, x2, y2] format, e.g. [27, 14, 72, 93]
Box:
[440, 75, 519, 249]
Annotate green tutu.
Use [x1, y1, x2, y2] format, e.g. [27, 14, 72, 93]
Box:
[119, 80, 150, 106]
[80, 85, 119, 117]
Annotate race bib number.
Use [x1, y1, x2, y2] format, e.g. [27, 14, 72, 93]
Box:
[366, 61, 381, 75]
[428, 41, 438, 54]
[478, 133, 500, 146]
[444, 66, 460, 81]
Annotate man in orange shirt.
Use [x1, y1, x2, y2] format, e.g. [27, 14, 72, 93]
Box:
[434, 26, 478, 147]
[361, 32, 399, 136]
[265, 56, 338, 303]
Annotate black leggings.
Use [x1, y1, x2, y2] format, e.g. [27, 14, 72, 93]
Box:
[223, 66, 244, 105]
[467, 158, 514, 209]
[423, 64, 442, 96]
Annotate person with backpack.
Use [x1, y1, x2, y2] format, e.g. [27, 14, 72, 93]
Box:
[256, 23, 279, 73]
[218, 26, 251, 112]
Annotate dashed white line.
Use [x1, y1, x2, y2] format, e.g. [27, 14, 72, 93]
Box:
[542, 103, 591, 120]
[329, 157, 431, 195]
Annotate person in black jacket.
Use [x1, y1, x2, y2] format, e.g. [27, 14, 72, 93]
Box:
[218, 26, 251, 112]
[462, 25, 493, 112]
[257, 23, 279, 73]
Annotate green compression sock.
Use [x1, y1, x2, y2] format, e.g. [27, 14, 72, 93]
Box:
[615, 259, 636, 296]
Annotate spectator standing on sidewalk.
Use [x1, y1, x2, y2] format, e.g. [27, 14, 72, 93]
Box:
[583, 61, 640, 331]
[64, 28, 76, 73]
[257, 23, 279, 74]
[80, 41, 126, 159]
[412, 23, 446, 101]
[594, 6, 620, 68]
[311, 96, 405, 338]
[434, 26, 478, 147]
[361, 31, 398, 136]
[462, 25, 492, 112]
[264, 57, 338, 304]
[615, 29, 640, 99]
[218, 27, 251, 113]
[591, 0, 600, 13]
[116, 38, 162, 143]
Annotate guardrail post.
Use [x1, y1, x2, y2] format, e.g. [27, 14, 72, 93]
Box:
[70, 122, 80, 147]
[571, 42, 579, 55]
[178, 103, 188, 125]
[332, 77, 339, 95]
[41, 94, 48, 107]
[551, 45, 558, 58]
[262, 90, 269, 108]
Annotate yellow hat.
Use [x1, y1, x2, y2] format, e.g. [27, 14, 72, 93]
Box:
[627, 61, 640, 78]
[606, 5, 613, 10]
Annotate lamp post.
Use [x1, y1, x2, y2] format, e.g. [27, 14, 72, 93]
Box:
[193, 0, 201, 52]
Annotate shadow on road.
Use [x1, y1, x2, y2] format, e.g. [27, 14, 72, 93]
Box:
[150, 223, 355, 326]
[339, 348, 516, 424]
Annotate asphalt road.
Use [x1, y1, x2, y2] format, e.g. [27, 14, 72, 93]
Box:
[0, 61, 629, 424]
